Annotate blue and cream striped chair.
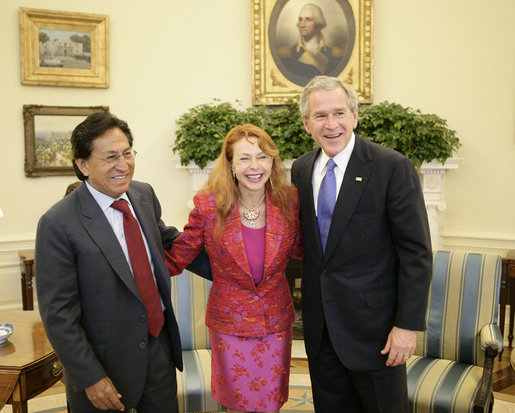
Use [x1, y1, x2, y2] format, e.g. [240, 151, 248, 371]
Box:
[171, 270, 224, 413]
[407, 250, 503, 413]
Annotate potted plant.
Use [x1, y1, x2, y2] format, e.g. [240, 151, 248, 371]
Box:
[173, 99, 316, 169]
[172, 99, 460, 169]
[355, 102, 460, 168]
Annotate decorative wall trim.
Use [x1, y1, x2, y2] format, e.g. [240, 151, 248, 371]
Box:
[0, 233, 35, 310]
[418, 158, 462, 250]
[0, 233, 35, 255]
[0, 302, 26, 312]
[443, 231, 515, 256]
[175, 160, 215, 209]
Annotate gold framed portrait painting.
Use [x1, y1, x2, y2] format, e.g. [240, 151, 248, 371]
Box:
[252, 0, 372, 105]
[20, 8, 109, 88]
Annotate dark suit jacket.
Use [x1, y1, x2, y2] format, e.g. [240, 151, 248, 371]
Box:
[35, 181, 209, 407]
[279, 44, 343, 79]
[291, 135, 432, 370]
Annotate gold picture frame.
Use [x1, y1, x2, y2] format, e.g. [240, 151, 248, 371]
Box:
[23, 105, 109, 177]
[20, 8, 109, 88]
[252, 0, 372, 105]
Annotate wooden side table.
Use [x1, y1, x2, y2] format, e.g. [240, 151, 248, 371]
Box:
[498, 254, 515, 355]
[19, 250, 35, 311]
[0, 311, 63, 412]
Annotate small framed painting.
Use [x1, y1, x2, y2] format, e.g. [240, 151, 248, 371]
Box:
[23, 105, 109, 177]
[20, 8, 109, 88]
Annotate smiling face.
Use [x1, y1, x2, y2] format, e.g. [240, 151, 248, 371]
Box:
[231, 136, 273, 196]
[297, 7, 319, 41]
[75, 127, 135, 198]
[302, 87, 358, 158]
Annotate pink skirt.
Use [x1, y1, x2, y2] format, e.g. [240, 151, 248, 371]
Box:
[209, 328, 292, 412]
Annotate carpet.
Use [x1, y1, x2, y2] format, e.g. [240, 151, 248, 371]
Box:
[2, 383, 514, 412]
[3, 393, 67, 413]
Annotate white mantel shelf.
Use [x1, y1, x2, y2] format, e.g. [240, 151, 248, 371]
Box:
[176, 158, 462, 250]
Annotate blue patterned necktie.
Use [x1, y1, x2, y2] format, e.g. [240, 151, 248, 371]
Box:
[317, 159, 337, 253]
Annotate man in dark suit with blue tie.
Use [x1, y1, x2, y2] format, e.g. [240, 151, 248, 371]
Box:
[291, 76, 433, 412]
[36, 113, 210, 412]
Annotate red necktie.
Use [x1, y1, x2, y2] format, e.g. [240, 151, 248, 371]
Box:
[111, 199, 164, 337]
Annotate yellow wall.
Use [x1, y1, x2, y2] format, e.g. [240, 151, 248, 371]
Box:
[0, 0, 255, 241]
[374, 1, 515, 250]
[0, 1, 514, 268]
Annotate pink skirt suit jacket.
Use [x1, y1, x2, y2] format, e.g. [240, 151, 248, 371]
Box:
[165, 189, 303, 338]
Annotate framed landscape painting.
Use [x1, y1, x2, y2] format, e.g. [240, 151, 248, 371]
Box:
[20, 8, 109, 88]
[23, 105, 109, 177]
[252, 0, 372, 105]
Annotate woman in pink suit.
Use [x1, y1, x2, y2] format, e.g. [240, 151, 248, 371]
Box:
[165, 124, 303, 413]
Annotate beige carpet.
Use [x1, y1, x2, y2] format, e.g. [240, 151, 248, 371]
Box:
[4, 342, 513, 411]
[2, 387, 513, 412]
[1, 393, 67, 412]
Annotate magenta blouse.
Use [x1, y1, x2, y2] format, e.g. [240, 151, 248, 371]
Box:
[241, 225, 265, 285]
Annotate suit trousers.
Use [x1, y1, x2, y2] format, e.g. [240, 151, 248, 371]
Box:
[66, 328, 178, 413]
[308, 324, 409, 413]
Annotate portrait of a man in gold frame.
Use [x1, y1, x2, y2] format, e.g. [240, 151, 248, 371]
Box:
[252, 0, 372, 105]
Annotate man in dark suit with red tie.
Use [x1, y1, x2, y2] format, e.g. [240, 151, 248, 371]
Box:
[291, 76, 432, 412]
[36, 113, 210, 412]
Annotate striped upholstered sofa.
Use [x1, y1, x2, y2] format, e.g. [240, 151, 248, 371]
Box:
[171, 270, 224, 413]
[407, 250, 503, 413]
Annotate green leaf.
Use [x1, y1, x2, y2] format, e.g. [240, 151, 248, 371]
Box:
[172, 98, 460, 168]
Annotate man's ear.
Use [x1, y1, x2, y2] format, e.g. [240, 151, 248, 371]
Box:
[352, 107, 359, 128]
[75, 158, 89, 178]
[302, 116, 311, 135]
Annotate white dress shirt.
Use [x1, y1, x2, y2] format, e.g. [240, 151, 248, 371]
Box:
[85, 180, 166, 309]
[312, 133, 356, 216]
[84, 180, 155, 277]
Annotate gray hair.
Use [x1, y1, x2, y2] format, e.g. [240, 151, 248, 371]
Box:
[299, 76, 359, 119]
[300, 4, 327, 29]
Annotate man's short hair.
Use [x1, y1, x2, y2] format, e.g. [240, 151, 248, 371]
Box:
[299, 75, 359, 119]
[71, 112, 133, 180]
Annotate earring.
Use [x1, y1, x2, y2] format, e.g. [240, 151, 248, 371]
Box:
[269, 177, 274, 190]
